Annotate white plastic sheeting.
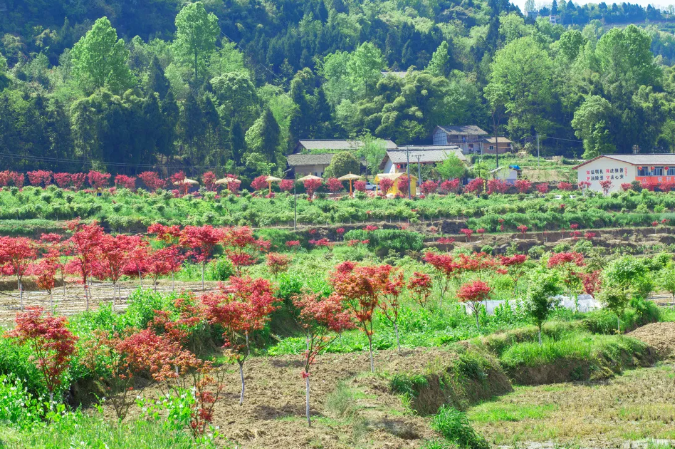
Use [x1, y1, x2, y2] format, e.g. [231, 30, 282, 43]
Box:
[462, 295, 602, 316]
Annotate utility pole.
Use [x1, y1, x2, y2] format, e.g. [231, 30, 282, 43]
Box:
[537, 133, 540, 168]
[416, 155, 422, 189]
[492, 113, 499, 172]
[406, 145, 411, 199]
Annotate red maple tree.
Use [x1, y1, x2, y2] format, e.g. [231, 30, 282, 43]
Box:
[179, 226, 225, 290]
[457, 280, 491, 329]
[53, 173, 72, 189]
[0, 236, 38, 309]
[88, 171, 111, 189]
[138, 171, 166, 192]
[114, 175, 136, 190]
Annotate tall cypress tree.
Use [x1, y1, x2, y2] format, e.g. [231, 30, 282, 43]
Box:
[147, 56, 170, 100]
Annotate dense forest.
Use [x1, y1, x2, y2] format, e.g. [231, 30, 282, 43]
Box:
[2, 0, 675, 179]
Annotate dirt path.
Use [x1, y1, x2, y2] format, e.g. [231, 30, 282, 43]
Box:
[115, 347, 460, 448]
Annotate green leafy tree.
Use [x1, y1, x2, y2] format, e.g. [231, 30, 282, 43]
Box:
[598, 287, 629, 333]
[571, 95, 616, 159]
[427, 41, 450, 77]
[71, 17, 133, 94]
[245, 108, 281, 163]
[485, 36, 554, 139]
[525, 269, 561, 345]
[358, 137, 387, 175]
[436, 152, 466, 180]
[660, 266, 675, 301]
[324, 152, 360, 178]
[173, 2, 220, 82]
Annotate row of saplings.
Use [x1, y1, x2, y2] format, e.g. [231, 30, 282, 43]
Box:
[6, 249, 637, 439]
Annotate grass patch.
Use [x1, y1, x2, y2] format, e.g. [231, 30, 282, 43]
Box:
[468, 402, 558, 423]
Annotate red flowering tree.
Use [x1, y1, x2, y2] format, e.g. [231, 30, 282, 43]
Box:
[548, 252, 585, 302]
[599, 179, 612, 195]
[408, 272, 432, 308]
[71, 173, 87, 190]
[465, 178, 484, 194]
[326, 178, 343, 194]
[330, 263, 393, 372]
[378, 177, 394, 195]
[2, 171, 24, 188]
[279, 179, 294, 192]
[578, 181, 591, 192]
[93, 234, 141, 303]
[379, 268, 405, 352]
[460, 228, 473, 242]
[582, 270, 602, 296]
[147, 223, 182, 244]
[536, 183, 549, 194]
[397, 175, 410, 196]
[179, 226, 225, 290]
[88, 171, 111, 189]
[439, 179, 460, 194]
[0, 237, 38, 309]
[266, 253, 291, 277]
[515, 179, 532, 194]
[222, 226, 270, 276]
[420, 180, 439, 195]
[423, 252, 458, 304]
[114, 175, 136, 190]
[227, 178, 241, 194]
[65, 221, 105, 307]
[53, 173, 71, 189]
[557, 182, 573, 191]
[32, 250, 59, 303]
[457, 280, 491, 329]
[202, 277, 279, 404]
[138, 171, 166, 192]
[202, 171, 216, 191]
[146, 246, 184, 292]
[500, 255, 528, 294]
[293, 293, 354, 426]
[304, 178, 323, 200]
[354, 180, 367, 192]
[517, 225, 528, 235]
[27, 170, 53, 188]
[5, 307, 77, 400]
[487, 179, 509, 194]
[250, 175, 268, 193]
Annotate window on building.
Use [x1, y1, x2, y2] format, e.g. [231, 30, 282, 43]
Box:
[638, 167, 648, 176]
[654, 166, 664, 176]
[668, 167, 675, 176]
[489, 145, 494, 150]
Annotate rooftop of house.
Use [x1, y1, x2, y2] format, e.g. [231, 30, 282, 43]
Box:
[379, 147, 466, 169]
[297, 139, 398, 151]
[436, 125, 488, 136]
[573, 154, 675, 169]
[286, 153, 335, 167]
[483, 137, 512, 144]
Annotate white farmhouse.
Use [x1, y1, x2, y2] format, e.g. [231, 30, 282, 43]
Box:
[574, 154, 675, 193]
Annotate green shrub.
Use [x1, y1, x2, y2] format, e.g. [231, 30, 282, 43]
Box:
[343, 229, 424, 254]
[432, 406, 488, 449]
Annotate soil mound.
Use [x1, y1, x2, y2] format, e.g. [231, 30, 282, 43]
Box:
[628, 322, 675, 359]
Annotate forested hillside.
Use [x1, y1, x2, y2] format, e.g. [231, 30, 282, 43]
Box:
[2, 0, 675, 180]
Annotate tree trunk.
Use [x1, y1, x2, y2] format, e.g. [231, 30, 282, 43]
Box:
[394, 323, 401, 354]
[368, 336, 374, 373]
[305, 373, 311, 427]
[18, 279, 23, 311]
[238, 361, 245, 406]
[617, 315, 621, 334]
[201, 263, 205, 291]
[538, 325, 542, 346]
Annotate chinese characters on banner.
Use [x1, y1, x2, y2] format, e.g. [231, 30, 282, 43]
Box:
[586, 167, 625, 182]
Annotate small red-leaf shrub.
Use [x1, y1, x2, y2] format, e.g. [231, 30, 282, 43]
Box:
[465, 178, 484, 194]
[304, 178, 322, 200]
[536, 183, 549, 194]
[585, 232, 597, 240]
[114, 175, 136, 190]
[222, 226, 270, 275]
[378, 177, 394, 194]
[71, 173, 86, 190]
[547, 252, 585, 269]
[599, 179, 612, 195]
[138, 172, 165, 191]
[457, 280, 491, 329]
[309, 238, 331, 247]
[202, 277, 279, 404]
[420, 180, 438, 195]
[266, 253, 291, 276]
[285, 240, 300, 249]
[6, 307, 77, 396]
[578, 181, 591, 191]
[251, 175, 268, 192]
[487, 179, 509, 194]
[279, 179, 294, 192]
[202, 171, 216, 191]
[408, 272, 432, 307]
[53, 173, 71, 188]
[396, 175, 410, 194]
[515, 179, 532, 194]
[88, 171, 111, 189]
[326, 178, 343, 193]
[293, 292, 354, 425]
[27, 170, 53, 188]
[437, 237, 455, 245]
[146, 246, 184, 291]
[476, 228, 485, 236]
[582, 270, 602, 295]
[439, 179, 460, 194]
[460, 228, 473, 242]
[364, 225, 378, 232]
[557, 182, 573, 191]
[354, 180, 366, 192]
[330, 263, 394, 371]
[423, 252, 459, 302]
[0, 171, 25, 188]
[517, 225, 528, 235]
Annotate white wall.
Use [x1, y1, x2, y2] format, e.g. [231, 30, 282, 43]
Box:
[576, 157, 635, 193]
